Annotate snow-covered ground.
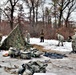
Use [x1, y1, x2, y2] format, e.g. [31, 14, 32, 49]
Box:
[0, 36, 76, 75]
[30, 38, 72, 52]
[0, 36, 7, 44]
[1, 36, 72, 52]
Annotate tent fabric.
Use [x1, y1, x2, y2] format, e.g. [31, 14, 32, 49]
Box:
[0, 25, 26, 50]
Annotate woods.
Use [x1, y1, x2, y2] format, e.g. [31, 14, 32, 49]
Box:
[0, 0, 76, 39]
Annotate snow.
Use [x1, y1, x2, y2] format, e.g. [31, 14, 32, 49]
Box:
[1, 36, 7, 44]
[1, 36, 72, 52]
[0, 36, 75, 75]
[33, 73, 57, 75]
[2, 51, 9, 55]
[30, 38, 72, 52]
[0, 51, 51, 75]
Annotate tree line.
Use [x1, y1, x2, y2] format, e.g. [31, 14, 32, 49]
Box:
[0, 0, 76, 29]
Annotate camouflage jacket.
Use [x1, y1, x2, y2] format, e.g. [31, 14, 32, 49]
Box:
[40, 32, 44, 37]
[57, 34, 64, 41]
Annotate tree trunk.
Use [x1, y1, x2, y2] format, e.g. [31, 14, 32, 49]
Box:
[65, 12, 70, 27]
[58, 10, 63, 28]
[36, 7, 38, 25]
[10, 7, 14, 29]
[29, 7, 32, 24]
[32, 6, 35, 26]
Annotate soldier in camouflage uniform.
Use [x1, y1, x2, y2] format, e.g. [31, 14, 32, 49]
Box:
[26, 30, 30, 44]
[40, 29, 44, 42]
[71, 29, 76, 53]
[56, 33, 64, 46]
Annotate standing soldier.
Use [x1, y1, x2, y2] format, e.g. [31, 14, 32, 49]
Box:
[56, 33, 64, 46]
[26, 30, 30, 44]
[71, 29, 76, 53]
[40, 29, 44, 42]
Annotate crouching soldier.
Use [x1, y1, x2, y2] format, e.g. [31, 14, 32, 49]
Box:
[71, 29, 76, 53]
[40, 29, 44, 42]
[56, 33, 64, 46]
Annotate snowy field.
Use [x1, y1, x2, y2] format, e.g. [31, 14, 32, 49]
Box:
[30, 38, 72, 52]
[0, 36, 76, 75]
[1, 36, 72, 52]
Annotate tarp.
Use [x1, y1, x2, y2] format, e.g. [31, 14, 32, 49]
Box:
[0, 25, 26, 50]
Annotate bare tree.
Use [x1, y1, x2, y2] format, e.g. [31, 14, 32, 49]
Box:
[40, 0, 45, 25]
[51, 0, 58, 28]
[49, 0, 76, 28]
[57, 0, 71, 27]
[35, 0, 41, 24]
[2, 0, 19, 29]
[44, 7, 52, 25]
[23, 0, 44, 26]
[17, 4, 24, 25]
[65, 0, 76, 27]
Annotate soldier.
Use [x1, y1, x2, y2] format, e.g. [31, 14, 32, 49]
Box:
[40, 29, 44, 42]
[0, 33, 2, 45]
[25, 30, 30, 44]
[71, 29, 76, 53]
[56, 33, 64, 46]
